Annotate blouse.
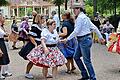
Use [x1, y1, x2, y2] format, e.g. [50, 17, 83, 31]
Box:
[28, 24, 42, 41]
[41, 28, 59, 44]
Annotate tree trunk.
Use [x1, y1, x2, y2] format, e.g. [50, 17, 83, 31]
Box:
[58, 5, 60, 20]
[65, 0, 67, 10]
[93, 0, 97, 16]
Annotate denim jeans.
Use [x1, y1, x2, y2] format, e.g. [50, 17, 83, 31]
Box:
[74, 35, 96, 80]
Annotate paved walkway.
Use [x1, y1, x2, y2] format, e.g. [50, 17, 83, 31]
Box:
[4, 42, 120, 80]
[3, 20, 120, 80]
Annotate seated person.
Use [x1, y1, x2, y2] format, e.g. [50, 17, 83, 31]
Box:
[102, 20, 114, 44]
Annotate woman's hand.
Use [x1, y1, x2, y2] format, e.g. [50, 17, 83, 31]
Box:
[0, 49, 3, 57]
[44, 48, 49, 54]
[60, 38, 67, 43]
[34, 43, 38, 47]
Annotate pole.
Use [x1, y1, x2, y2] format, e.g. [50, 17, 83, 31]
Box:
[65, 0, 67, 10]
[114, 0, 116, 17]
[93, 0, 97, 16]
[114, 0, 117, 31]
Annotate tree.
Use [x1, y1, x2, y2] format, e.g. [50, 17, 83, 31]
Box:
[53, 0, 64, 20]
[0, 0, 9, 6]
[65, 0, 68, 10]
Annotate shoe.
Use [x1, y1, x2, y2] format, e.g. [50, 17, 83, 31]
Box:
[71, 67, 76, 72]
[0, 75, 5, 79]
[25, 73, 34, 79]
[65, 70, 71, 74]
[2, 72, 12, 77]
[78, 77, 89, 80]
[46, 74, 53, 78]
[13, 47, 18, 49]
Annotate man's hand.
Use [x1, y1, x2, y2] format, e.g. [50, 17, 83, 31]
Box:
[99, 38, 105, 44]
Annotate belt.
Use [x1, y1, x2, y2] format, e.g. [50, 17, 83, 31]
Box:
[46, 44, 57, 47]
[0, 38, 4, 40]
[77, 33, 91, 39]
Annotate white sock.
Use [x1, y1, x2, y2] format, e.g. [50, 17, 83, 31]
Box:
[2, 65, 10, 74]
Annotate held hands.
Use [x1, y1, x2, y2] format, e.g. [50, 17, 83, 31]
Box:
[59, 38, 67, 43]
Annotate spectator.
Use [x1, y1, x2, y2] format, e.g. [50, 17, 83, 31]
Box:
[51, 11, 60, 33]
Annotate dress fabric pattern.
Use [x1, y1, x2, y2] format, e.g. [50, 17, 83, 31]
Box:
[27, 45, 67, 68]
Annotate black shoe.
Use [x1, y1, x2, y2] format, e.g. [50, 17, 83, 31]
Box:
[78, 77, 89, 80]
[71, 67, 76, 73]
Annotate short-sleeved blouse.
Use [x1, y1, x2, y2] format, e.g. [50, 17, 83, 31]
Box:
[28, 24, 42, 41]
[41, 28, 59, 44]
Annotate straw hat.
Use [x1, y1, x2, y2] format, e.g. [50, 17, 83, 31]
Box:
[71, 2, 83, 9]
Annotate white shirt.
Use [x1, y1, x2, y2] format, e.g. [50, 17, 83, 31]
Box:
[103, 24, 114, 29]
[41, 28, 59, 44]
[53, 14, 60, 28]
[67, 12, 103, 40]
[0, 27, 6, 38]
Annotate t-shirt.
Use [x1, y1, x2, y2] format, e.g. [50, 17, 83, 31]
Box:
[41, 28, 59, 44]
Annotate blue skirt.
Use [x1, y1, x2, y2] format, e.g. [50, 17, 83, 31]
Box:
[58, 38, 77, 58]
[0, 38, 10, 65]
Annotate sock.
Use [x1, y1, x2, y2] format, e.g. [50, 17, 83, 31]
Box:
[2, 65, 10, 74]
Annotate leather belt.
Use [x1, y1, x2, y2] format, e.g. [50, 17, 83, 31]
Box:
[46, 44, 57, 47]
[77, 33, 91, 39]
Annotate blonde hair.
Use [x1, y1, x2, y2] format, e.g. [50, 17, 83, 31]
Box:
[34, 14, 44, 24]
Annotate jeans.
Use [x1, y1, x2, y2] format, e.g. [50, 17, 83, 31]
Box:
[74, 35, 96, 80]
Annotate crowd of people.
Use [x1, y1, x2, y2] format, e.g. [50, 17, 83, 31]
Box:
[1, 2, 118, 80]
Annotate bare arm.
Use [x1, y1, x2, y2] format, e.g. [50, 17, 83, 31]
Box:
[41, 38, 49, 53]
[29, 36, 37, 47]
[59, 27, 67, 37]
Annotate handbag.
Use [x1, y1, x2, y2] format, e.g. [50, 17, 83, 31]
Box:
[116, 35, 120, 54]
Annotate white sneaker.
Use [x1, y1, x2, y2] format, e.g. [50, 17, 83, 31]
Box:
[25, 73, 34, 79]
[2, 72, 12, 77]
[0, 75, 5, 79]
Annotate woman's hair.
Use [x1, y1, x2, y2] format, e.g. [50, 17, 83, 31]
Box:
[46, 19, 55, 26]
[34, 14, 44, 24]
[64, 12, 75, 25]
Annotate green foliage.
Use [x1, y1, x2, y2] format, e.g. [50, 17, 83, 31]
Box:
[0, 0, 9, 6]
[85, 0, 120, 16]
[52, 0, 64, 6]
[85, 4, 93, 16]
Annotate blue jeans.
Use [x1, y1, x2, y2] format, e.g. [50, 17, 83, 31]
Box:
[74, 35, 96, 80]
